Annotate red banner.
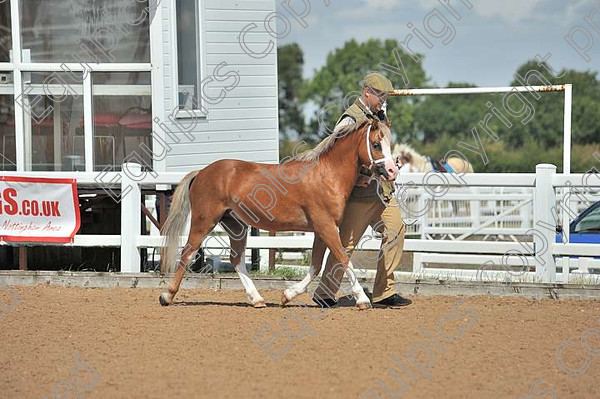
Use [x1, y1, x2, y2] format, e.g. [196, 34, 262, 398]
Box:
[0, 176, 80, 243]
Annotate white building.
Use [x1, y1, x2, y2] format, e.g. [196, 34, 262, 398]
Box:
[0, 0, 280, 174]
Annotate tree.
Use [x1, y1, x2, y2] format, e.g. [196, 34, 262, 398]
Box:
[508, 61, 600, 148]
[412, 82, 497, 143]
[302, 39, 428, 144]
[277, 43, 306, 139]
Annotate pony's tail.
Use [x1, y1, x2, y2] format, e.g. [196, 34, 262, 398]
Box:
[160, 170, 199, 273]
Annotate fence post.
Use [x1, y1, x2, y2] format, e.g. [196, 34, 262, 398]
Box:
[259, 249, 270, 271]
[121, 163, 142, 273]
[533, 164, 556, 283]
[412, 253, 423, 276]
[250, 227, 260, 271]
[268, 231, 276, 272]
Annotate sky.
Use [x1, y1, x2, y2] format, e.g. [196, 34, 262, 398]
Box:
[277, 0, 600, 87]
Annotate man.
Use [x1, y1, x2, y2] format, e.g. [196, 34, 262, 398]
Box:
[313, 72, 412, 308]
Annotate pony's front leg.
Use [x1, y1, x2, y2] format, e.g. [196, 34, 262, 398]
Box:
[311, 221, 371, 310]
[281, 235, 327, 305]
[344, 259, 371, 309]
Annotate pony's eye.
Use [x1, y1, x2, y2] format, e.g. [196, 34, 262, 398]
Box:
[372, 142, 382, 150]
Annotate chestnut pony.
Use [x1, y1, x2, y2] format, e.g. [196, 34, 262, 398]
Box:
[159, 119, 398, 309]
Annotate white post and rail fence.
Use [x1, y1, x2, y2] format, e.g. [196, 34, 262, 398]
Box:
[0, 162, 598, 284]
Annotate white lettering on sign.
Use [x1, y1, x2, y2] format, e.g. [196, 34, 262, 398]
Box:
[0, 177, 80, 243]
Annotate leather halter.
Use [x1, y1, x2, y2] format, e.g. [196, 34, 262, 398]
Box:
[365, 123, 392, 168]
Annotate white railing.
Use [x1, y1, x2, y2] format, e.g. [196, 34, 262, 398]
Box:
[396, 186, 592, 240]
[1, 163, 598, 284]
[398, 186, 535, 238]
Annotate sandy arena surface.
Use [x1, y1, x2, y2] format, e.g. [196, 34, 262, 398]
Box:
[1, 285, 599, 398]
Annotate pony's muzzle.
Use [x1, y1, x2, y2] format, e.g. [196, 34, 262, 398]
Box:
[375, 159, 399, 181]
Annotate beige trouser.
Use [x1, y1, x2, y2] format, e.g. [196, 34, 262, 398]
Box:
[314, 197, 405, 303]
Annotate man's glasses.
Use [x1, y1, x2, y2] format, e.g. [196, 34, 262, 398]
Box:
[367, 88, 387, 103]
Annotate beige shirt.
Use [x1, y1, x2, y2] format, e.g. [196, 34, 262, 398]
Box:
[334, 98, 387, 133]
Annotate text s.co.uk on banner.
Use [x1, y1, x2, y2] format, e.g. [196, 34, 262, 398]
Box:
[0, 176, 80, 243]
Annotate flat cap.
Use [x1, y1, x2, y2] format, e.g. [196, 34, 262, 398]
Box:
[363, 72, 394, 94]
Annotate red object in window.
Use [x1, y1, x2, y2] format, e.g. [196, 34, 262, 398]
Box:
[92, 113, 121, 127]
[119, 114, 152, 130]
[78, 113, 121, 127]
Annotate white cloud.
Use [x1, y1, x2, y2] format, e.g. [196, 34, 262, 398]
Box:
[476, 0, 546, 22]
[416, 0, 547, 22]
[415, 0, 439, 9]
[365, 0, 401, 10]
[564, 0, 593, 23]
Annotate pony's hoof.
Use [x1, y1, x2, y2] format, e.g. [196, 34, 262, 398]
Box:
[281, 292, 292, 306]
[253, 301, 267, 308]
[159, 293, 171, 307]
[281, 289, 296, 306]
[357, 302, 371, 310]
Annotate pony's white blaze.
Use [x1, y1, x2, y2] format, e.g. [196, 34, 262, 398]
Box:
[382, 136, 398, 181]
[366, 124, 398, 181]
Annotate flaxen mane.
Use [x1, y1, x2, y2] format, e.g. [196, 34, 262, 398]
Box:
[297, 120, 391, 163]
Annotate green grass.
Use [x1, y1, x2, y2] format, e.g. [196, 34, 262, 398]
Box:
[251, 267, 306, 279]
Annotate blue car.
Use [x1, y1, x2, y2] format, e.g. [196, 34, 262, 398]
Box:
[556, 201, 600, 244]
[555, 201, 600, 273]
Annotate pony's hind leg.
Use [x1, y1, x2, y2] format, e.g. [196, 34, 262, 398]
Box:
[221, 215, 266, 308]
[159, 238, 200, 306]
[159, 209, 224, 306]
[281, 235, 327, 305]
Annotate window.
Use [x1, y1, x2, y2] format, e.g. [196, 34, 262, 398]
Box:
[574, 206, 600, 233]
[19, 0, 150, 63]
[22, 72, 84, 171]
[91, 72, 152, 171]
[0, 0, 154, 172]
[0, 0, 10, 62]
[175, 0, 203, 115]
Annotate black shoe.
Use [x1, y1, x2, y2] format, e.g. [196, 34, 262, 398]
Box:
[373, 294, 412, 308]
[312, 296, 338, 308]
[362, 287, 373, 302]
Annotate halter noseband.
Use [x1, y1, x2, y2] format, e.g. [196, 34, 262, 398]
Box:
[365, 123, 392, 168]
